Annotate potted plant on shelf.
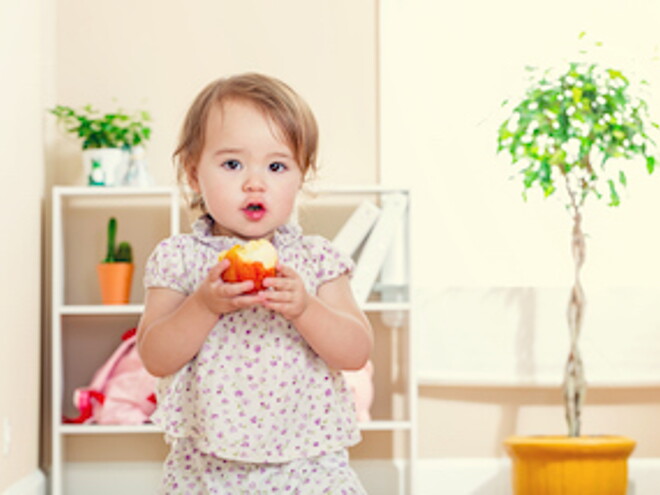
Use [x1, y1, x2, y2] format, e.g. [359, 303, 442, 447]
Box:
[50, 104, 151, 186]
[496, 36, 658, 495]
[97, 217, 134, 305]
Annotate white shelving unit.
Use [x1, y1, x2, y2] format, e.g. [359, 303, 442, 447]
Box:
[49, 185, 416, 494]
[50, 186, 181, 495]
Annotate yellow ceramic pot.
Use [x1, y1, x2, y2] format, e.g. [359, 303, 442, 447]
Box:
[505, 435, 635, 495]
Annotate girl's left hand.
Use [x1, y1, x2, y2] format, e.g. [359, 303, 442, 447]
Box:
[260, 264, 309, 321]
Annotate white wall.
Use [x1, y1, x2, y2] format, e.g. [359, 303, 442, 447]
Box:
[380, 0, 660, 288]
[0, 0, 46, 491]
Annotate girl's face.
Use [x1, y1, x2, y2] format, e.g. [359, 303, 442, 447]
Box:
[190, 99, 303, 240]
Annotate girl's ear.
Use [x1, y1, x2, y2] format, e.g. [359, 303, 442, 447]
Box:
[186, 164, 200, 193]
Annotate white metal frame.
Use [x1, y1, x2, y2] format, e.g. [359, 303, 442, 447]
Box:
[49, 185, 416, 494]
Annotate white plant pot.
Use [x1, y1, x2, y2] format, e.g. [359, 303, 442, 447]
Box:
[82, 148, 130, 186]
[123, 146, 154, 187]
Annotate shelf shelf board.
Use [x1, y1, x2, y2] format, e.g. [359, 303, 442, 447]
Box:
[59, 423, 161, 435]
[358, 420, 412, 431]
[58, 420, 410, 435]
[54, 185, 176, 197]
[59, 304, 145, 315]
[58, 302, 408, 315]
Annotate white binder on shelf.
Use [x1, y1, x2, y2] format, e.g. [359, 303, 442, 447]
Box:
[332, 193, 409, 305]
[331, 200, 381, 256]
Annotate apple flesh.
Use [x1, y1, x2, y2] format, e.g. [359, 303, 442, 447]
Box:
[218, 239, 277, 293]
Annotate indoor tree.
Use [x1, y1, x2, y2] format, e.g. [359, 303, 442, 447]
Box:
[496, 39, 658, 437]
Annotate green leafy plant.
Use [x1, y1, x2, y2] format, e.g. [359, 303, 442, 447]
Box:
[50, 104, 151, 150]
[104, 217, 133, 263]
[497, 37, 658, 438]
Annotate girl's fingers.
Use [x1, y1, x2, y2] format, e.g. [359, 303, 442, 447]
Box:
[218, 258, 230, 270]
[261, 300, 287, 313]
[262, 277, 294, 292]
[210, 276, 253, 298]
[263, 265, 298, 289]
[225, 288, 263, 311]
[276, 264, 296, 278]
[208, 260, 232, 285]
[207, 262, 225, 281]
[220, 280, 255, 296]
[261, 290, 292, 303]
[233, 293, 263, 307]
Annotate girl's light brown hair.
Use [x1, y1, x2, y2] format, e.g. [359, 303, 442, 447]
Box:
[174, 73, 318, 210]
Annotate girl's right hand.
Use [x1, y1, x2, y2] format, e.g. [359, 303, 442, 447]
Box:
[196, 259, 262, 315]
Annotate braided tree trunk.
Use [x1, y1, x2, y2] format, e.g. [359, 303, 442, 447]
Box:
[564, 208, 587, 437]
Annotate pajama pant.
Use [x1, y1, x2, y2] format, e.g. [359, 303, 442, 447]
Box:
[161, 438, 368, 495]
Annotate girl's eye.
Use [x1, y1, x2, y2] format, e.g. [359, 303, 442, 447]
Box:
[269, 162, 287, 173]
[222, 159, 242, 170]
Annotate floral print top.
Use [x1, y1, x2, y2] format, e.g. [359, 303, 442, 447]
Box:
[143, 215, 361, 463]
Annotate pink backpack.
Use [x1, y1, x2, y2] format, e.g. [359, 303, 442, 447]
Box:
[342, 361, 374, 422]
[64, 328, 158, 425]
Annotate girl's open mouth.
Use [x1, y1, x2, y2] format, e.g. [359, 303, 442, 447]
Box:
[243, 202, 266, 221]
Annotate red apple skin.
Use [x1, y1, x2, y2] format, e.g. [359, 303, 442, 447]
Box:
[218, 243, 277, 293]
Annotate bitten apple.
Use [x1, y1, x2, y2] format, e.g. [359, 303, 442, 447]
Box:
[217, 239, 278, 293]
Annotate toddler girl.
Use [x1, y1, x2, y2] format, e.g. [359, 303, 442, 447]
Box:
[137, 73, 373, 494]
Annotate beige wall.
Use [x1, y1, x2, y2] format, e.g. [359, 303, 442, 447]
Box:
[51, 0, 378, 188]
[0, 0, 46, 490]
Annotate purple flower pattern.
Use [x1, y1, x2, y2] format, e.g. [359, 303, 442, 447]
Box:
[144, 216, 361, 463]
[162, 437, 367, 494]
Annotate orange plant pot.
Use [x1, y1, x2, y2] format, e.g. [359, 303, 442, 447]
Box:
[505, 435, 636, 495]
[97, 262, 134, 304]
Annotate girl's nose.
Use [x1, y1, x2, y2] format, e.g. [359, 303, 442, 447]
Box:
[243, 171, 266, 192]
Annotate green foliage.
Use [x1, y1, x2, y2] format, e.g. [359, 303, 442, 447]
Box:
[497, 57, 658, 208]
[115, 242, 133, 263]
[104, 217, 133, 263]
[105, 217, 117, 262]
[50, 104, 151, 150]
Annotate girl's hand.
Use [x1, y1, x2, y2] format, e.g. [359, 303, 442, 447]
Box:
[260, 264, 309, 321]
[196, 259, 262, 315]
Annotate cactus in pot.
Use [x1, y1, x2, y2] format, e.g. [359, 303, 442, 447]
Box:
[115, 242, 133, 263]
[103, 217, 133, 263]
[97, 217, 134, 304]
